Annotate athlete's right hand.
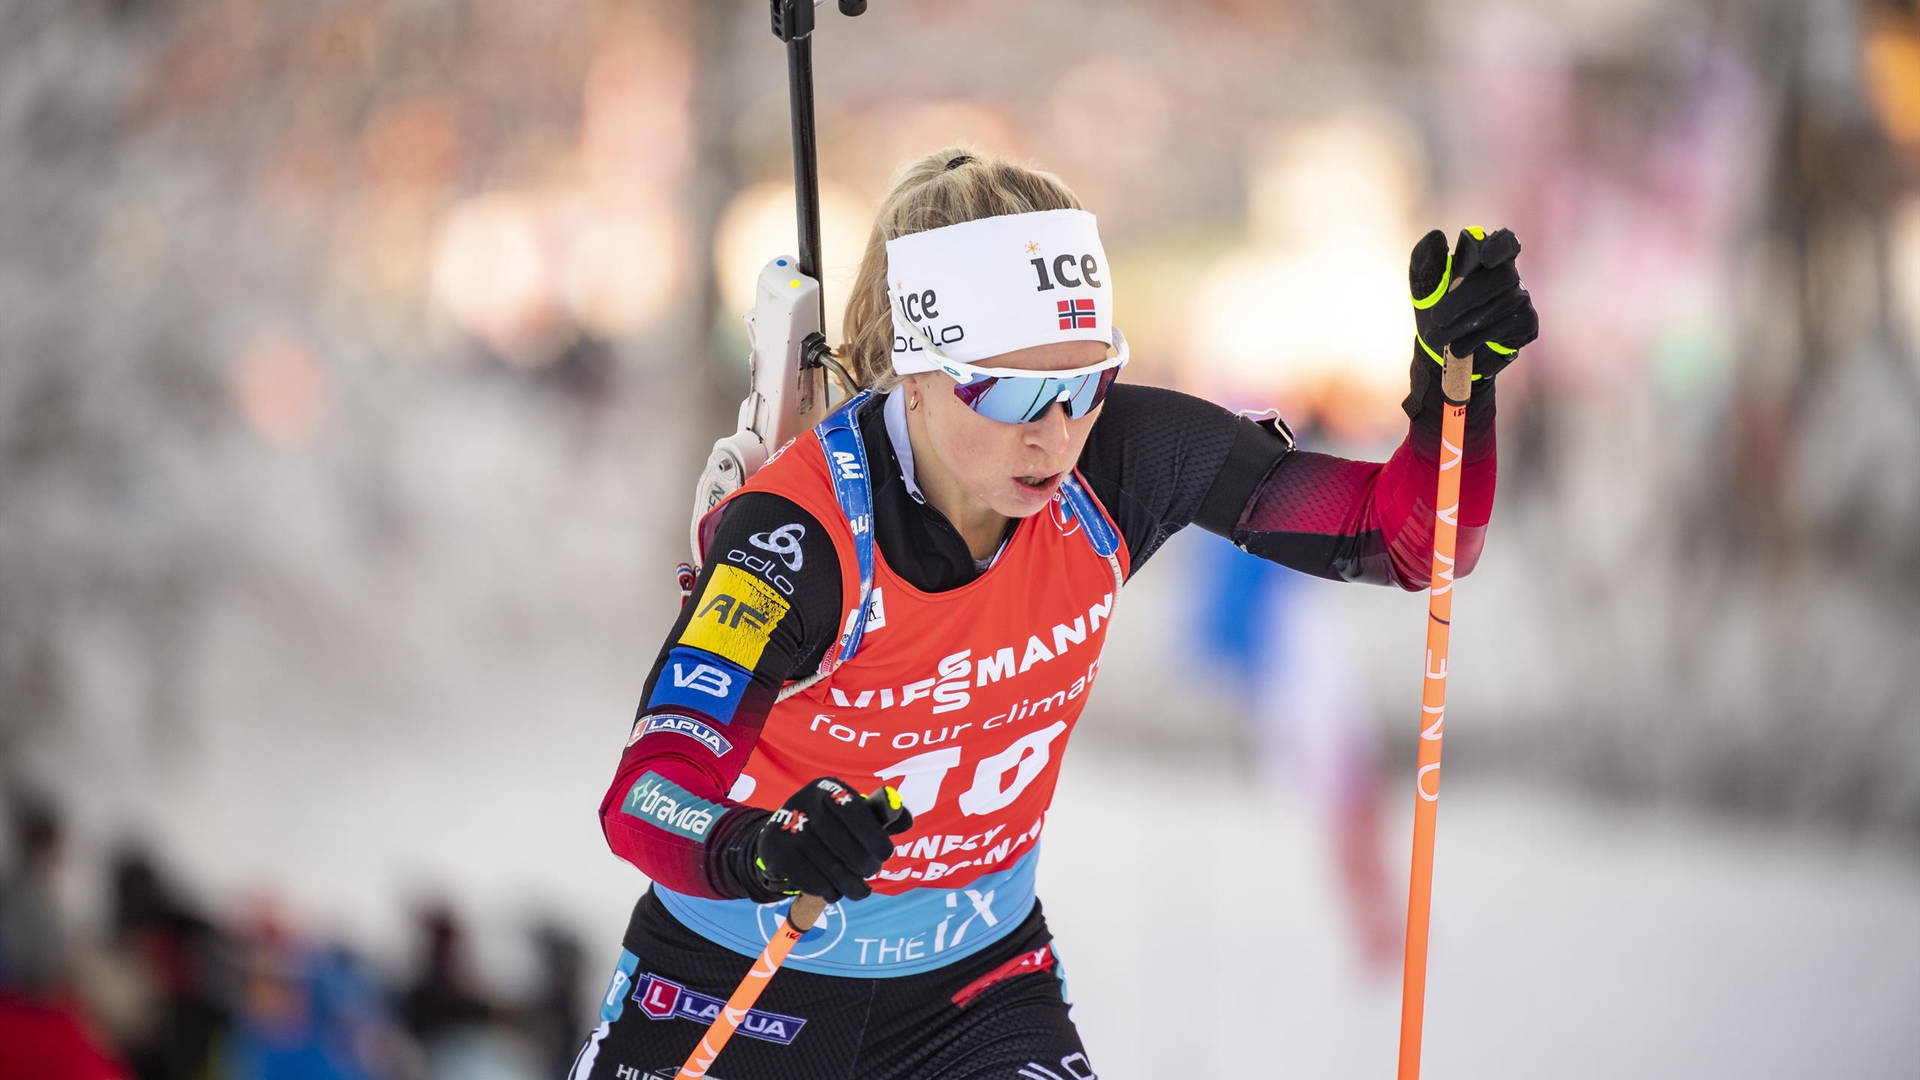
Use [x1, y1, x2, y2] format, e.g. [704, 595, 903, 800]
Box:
[751, 778, 914, 902]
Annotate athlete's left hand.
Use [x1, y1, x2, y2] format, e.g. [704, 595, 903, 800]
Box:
[1403, 226, 1539, 417]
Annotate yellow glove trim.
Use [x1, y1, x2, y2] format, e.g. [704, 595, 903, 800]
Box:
[1411, 253, 1452, 310]
[754, 857, 802, 896]
[1416, 335, 1486, 380]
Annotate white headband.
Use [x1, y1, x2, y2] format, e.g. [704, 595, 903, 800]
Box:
[886, 208, 1115, 374]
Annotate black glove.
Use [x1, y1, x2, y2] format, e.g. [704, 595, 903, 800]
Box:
[1403, 226, 1539, 418]
[751, 778, 913, 902]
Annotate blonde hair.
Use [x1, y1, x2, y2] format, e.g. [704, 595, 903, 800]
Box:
[836, 145, 1084, 390]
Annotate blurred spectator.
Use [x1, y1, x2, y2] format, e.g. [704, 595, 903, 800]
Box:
[80, 848, 234, 1080]
[399, 903, 504, 1077]
[0, 793, 131, 1079]
[1, 792, 69, 992]
[311, 944, 407, 1080]
[522, 920, 586, 1080]
[229, 909, 395, 1080]
[230, 914, 338, 1080]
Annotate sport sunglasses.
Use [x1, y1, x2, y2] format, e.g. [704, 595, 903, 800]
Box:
[901, 321, 1130, 425]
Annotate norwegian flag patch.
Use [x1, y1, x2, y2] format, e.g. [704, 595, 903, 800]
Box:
[1056, 298, 1097, 330]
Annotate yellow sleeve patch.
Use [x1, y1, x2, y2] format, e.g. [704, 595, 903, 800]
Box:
[679, 564, 792, 670]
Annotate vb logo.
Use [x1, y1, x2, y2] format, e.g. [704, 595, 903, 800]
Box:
[670, 661, 734, 698]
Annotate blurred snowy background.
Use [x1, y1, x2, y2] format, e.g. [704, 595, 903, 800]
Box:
[2, 0, 1917, 1077]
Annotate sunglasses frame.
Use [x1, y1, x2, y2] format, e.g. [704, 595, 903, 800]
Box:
[899, 319, 1130, 424]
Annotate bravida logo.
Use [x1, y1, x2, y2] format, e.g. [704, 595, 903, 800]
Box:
[623, 773, 722, 840]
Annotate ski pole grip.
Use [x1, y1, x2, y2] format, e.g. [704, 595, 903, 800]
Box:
[1442, 345, 1475, 403]
[1439, 267, 1475, 404]
[787, 893, 828, 933]
[785, 790, 900, 935]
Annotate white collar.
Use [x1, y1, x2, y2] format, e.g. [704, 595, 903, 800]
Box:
[883, 386, 927, 504]
[881, 386, 1013, 571]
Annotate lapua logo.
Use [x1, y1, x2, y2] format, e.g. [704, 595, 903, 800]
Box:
[630, 973, 806, 1045]
[635, 713, 734, 757]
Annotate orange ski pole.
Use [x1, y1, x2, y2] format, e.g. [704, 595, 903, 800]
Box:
[1396, 345, 1474, 1080]
[678, 786, 901, 1079]
[674, 892, 826, 1080]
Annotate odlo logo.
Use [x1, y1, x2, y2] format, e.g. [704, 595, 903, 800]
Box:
[748, 523, 806, 571]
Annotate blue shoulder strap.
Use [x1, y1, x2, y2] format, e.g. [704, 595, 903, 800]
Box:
[1056, 473, 1121, 558]
[812, 390, 878, 670]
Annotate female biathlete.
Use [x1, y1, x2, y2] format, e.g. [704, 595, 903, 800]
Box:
[571, 147, 1538, 1080]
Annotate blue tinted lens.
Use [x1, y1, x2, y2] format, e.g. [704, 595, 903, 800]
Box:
[1064, 367, 1122, 418]
[953, 369, 1119, 424]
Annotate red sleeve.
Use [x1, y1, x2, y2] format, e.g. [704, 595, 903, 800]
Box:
[597, 491, 843, 899]
[1231, 379, 1497, 589]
